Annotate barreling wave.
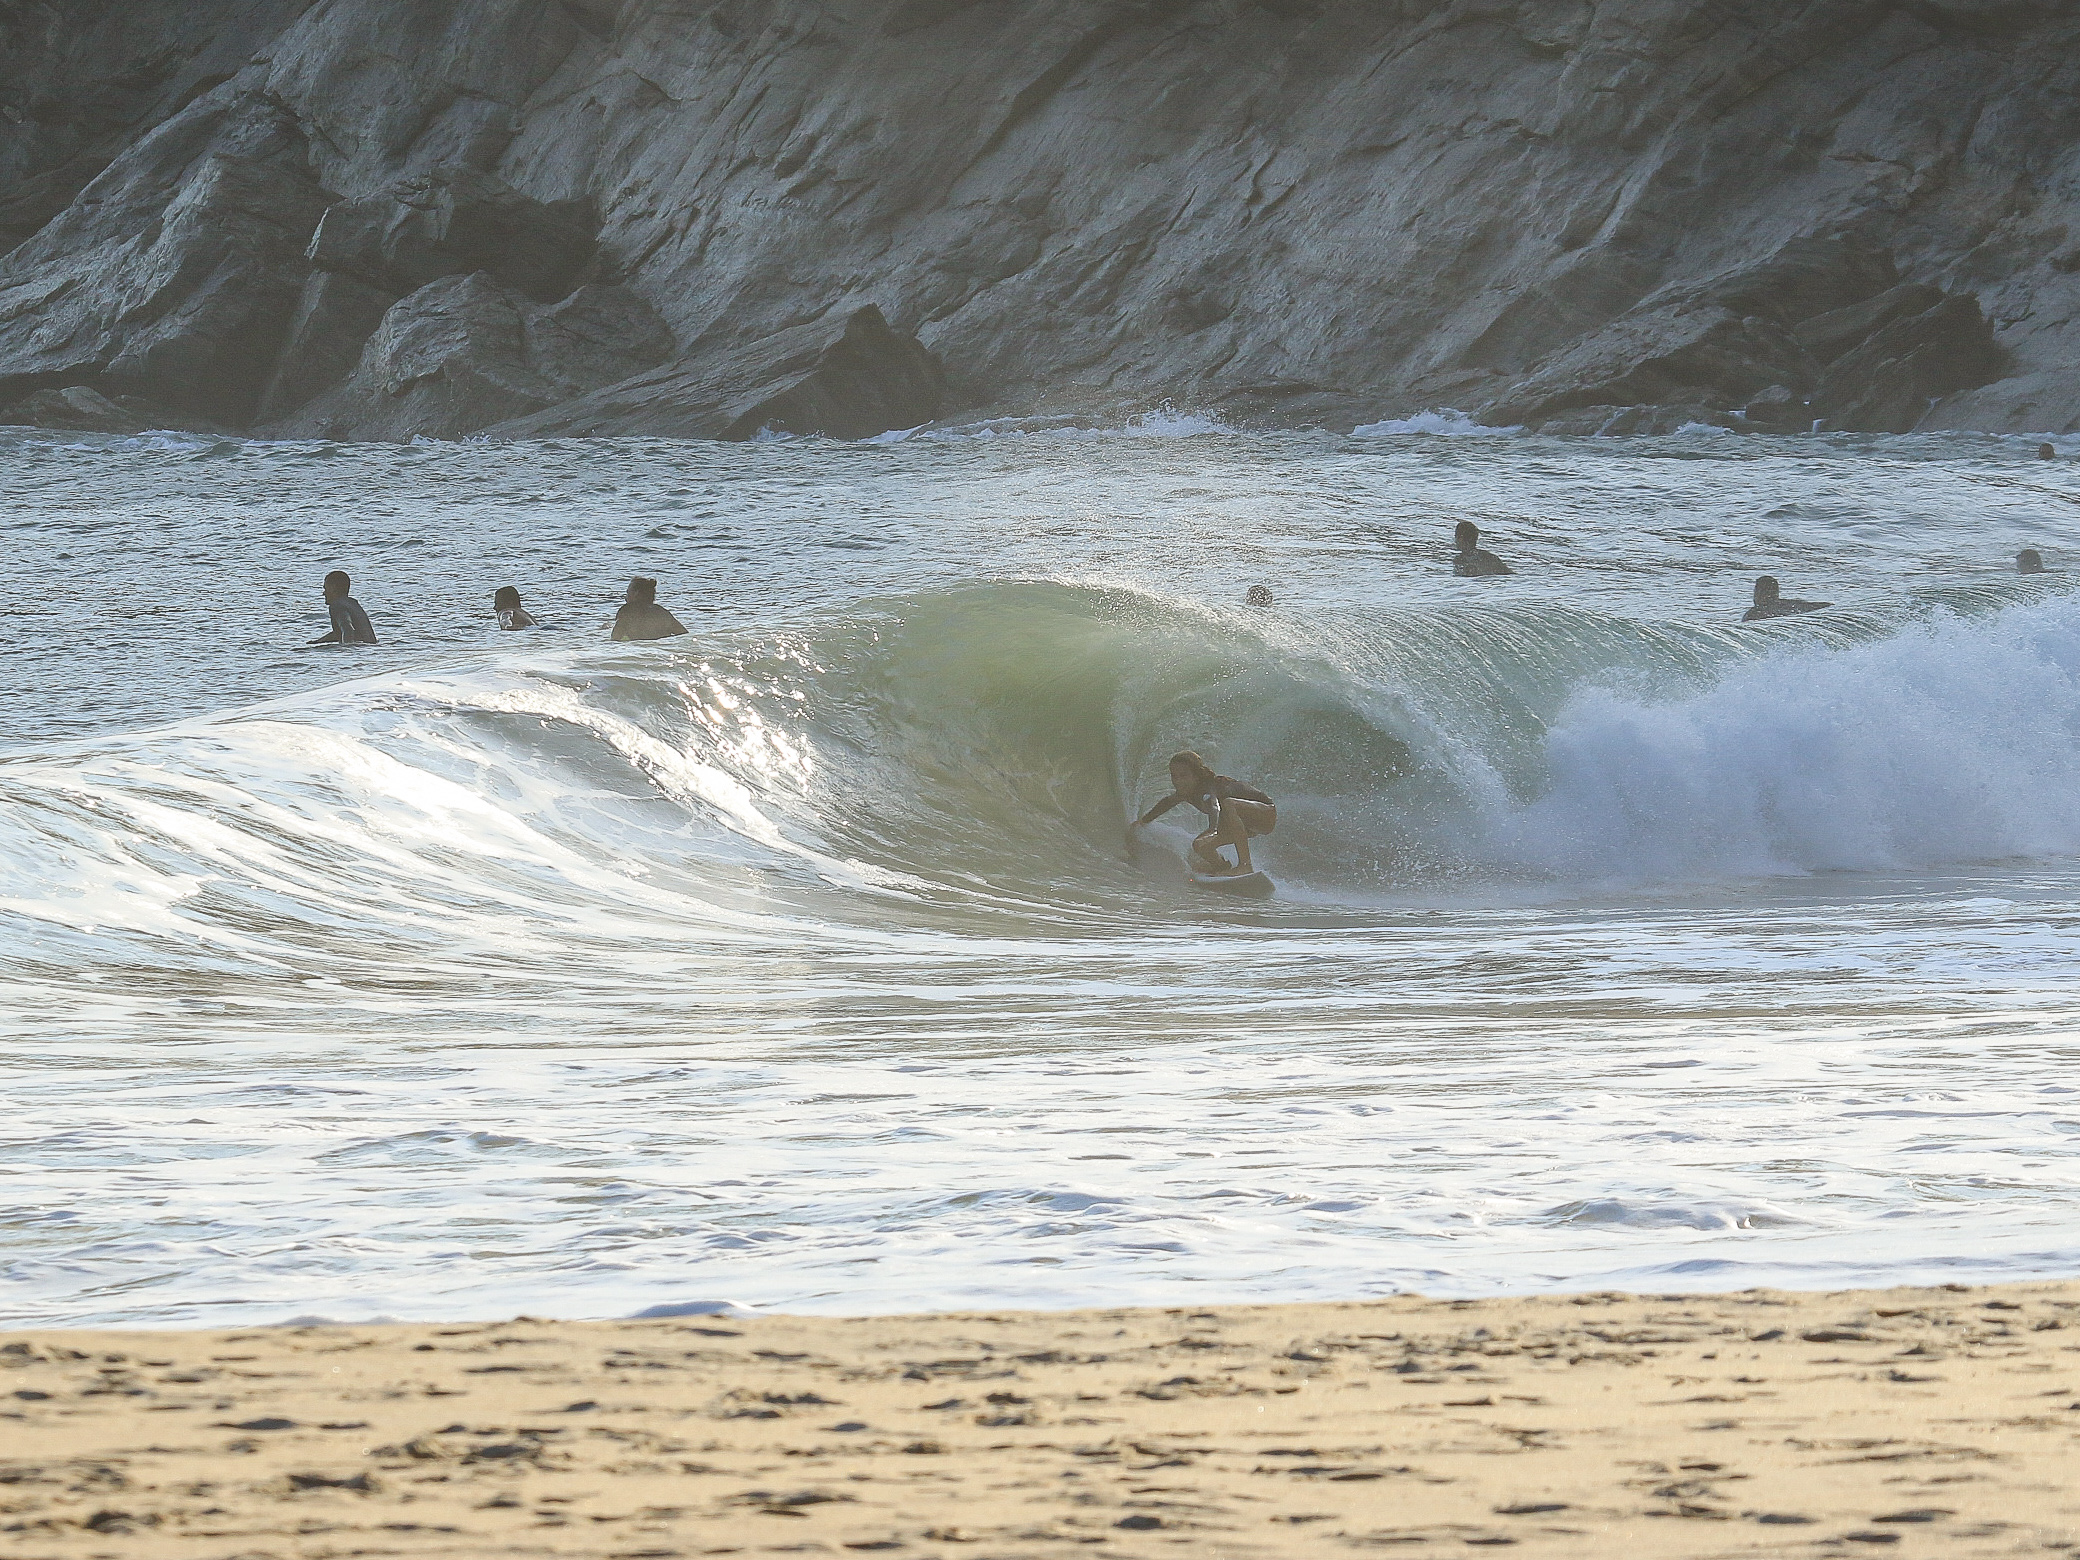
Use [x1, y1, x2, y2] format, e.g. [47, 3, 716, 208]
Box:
[5, 580, 2080, 983]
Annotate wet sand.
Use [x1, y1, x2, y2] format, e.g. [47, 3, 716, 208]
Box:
[4, 1282, 2078, 1557]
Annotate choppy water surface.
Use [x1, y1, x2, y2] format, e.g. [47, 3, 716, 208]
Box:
[6, 416, 2080, 1329]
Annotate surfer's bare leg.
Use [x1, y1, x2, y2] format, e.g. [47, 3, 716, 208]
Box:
[1190, 828, 1233, 873]
[1196, 801, 1258, 875]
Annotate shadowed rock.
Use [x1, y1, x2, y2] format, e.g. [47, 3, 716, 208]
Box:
[1924, 370, 2080, 436]
[486, 305, 946, 442]
[0, 87, 333, 426]
[1488, 236, 2004, 435]
[306, 168, 597, 303]
[255, 271, 402, 425]
[1816, 295, 2006, 433]
[267, 273, 673, 441]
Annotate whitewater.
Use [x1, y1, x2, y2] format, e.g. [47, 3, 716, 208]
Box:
[5, 416, 2080, 1330]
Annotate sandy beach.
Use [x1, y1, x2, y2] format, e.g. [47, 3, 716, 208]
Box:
[4, 1282, 2078, 1558]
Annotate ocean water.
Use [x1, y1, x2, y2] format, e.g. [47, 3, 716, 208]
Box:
[5, 416, 2080, 1330]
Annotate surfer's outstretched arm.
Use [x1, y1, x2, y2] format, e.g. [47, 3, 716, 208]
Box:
[1134, 793, 1185, 827]
[1127, 791, 1183, 854]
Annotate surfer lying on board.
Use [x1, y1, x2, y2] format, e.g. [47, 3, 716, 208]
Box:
[1129, 751, 1276, 876]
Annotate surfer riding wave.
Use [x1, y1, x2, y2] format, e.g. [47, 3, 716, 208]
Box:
[1130, 751, 1277, 877]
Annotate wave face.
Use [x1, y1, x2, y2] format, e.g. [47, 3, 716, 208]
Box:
[6, 426, 2080, 1327]
[18, 581, 2080, 964]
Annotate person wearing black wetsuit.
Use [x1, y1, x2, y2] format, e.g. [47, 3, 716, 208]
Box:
[1129, 750, 1276, 876]
[611, 576, 689, 641]
[310, 569, 376, 645]
[1452, 521, 1512, 577]
[494, 585, 539, 629]
[1742, 576, 1830, 622]
[2018, 549, 2054, 575]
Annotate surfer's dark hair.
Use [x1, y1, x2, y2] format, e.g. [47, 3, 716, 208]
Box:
[1169, 750, 1214, 782]
[628, 575, 657, 601]
[494, 585, 521, 610]
[324, 569, 350, 592]
[1454, 520, 1478, 548]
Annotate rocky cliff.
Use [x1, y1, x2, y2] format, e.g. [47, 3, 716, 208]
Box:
[3, 0, 2078, 441]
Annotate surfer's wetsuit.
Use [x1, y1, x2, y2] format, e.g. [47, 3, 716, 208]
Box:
[314, 595, 376, 645]
[612, 601, 688, 641]
[1742, 597, 1828, 621]
[1453, 547, 1511, 577]
[1741, 576, 1829, 622]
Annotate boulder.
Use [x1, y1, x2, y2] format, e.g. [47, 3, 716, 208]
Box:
[306, 168, 598, 303]
[1489, 233, 2005, 435]
[1921, 370, 2080, 435]
[3, 386, 148, 433]
[1488, 302, 1808, 429]
[266, 273, 672, 441]
[0, 384, 219, 435]
[485, 305, 947, 442]
[1814, 295, 2006, 434]
[0, 89, 334, 427]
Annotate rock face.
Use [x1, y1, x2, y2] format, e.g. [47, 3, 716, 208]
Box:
[487, 305, 946, 440]
[1488, 238, 2007, 434]
[269, 275, 674, 440]
[4, 1, 2080, 439]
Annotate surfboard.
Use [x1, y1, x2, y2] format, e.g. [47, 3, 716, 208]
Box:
[1188, 869, 1276, 900]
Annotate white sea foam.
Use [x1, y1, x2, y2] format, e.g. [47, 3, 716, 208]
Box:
[1351, 408, 1519, 436]
[873, 405, 1231, 442]
[1488, 601, 2080, 884]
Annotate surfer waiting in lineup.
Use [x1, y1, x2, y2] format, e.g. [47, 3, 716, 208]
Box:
[1246, 584, 1273, 607]
[1742, 575, 1830, 621]
[2018, 549, 2054, 574]
[1129, 751, 1276, 877]
[1452, 521, 1512, 576]
[493, 585, 539, 629]
[611, 576, 689, 641]
[309, 569, 376, 645]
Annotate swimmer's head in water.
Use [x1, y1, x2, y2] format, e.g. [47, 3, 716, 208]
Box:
[494, 585, 522, 611]
[2019, 549, 2046, 574]
[627, 575, 657, 604]
[2040, 443, 2058, 460]
[1754, 575, 1781, 604]
[1454, 521, 1479, 551]
[1169, 750, 1215, 792]
[323, 569, 350, 600]
[1245, 584, 1273, 607]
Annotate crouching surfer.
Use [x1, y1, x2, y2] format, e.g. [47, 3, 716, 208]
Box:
[1129, 751, 1276, 876]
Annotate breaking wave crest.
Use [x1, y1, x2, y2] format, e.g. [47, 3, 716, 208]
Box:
[6, 581, 2080, 979]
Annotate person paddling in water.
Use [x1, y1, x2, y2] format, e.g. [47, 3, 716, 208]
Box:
[1129, 751, 1276, 877]
[1742, 575, 1830, 621]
